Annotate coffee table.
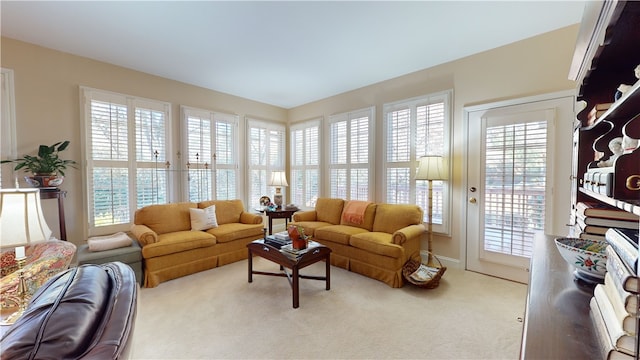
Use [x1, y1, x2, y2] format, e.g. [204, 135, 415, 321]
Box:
[247, 240, 331, 308]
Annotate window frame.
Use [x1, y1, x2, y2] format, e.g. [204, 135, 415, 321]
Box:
[326, 106, 375, 201]
[0, 68, 17, 188]
[81, 87, 172, 236]
[246, 117, 286, 209]
[290, 117, 321, 209]
[181, 106, 239, 202]
[382, 90, 452, 235]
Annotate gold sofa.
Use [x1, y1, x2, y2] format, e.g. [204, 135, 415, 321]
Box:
[130, 200, 263, 287]
[291, 198, 425, 288]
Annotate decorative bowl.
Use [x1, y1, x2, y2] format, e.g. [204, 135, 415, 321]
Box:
[554, 237, 608, 283]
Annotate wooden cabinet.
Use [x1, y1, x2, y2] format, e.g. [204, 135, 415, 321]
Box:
[521, 1, 640, 359]
[568, 0, 640, 210]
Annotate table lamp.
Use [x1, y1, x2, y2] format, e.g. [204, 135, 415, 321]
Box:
[268, 171, 288, 209]
[0, 188, 53, 325]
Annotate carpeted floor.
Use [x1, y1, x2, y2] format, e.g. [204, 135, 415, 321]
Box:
[131, 257, 527, 359]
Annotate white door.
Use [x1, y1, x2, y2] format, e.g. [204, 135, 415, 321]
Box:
[465, 95, 574, 283]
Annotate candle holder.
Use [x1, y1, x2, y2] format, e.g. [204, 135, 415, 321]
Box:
[1, 256, 28, 326]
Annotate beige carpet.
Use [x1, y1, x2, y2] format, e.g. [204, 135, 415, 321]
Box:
[131, 258, 527, 359]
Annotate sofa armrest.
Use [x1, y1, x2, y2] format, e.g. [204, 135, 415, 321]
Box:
[392, 224, 426, 245]
[240, 211, 263, 224]
[130, 224, 158, 246]
[292, 210, 317, 222]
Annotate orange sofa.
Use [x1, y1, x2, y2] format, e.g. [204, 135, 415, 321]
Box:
[291, 198, 425, 287]
[130, 199, 263, 287]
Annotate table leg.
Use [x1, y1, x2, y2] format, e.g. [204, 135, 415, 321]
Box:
[269, 216, 273, 235]
[326, 256, 331, 290]
[293, 266, 299, 308]
[248, 250, 253, 283]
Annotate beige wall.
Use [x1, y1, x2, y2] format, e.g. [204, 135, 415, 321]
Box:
[1, 24, 579, 265]
[289, 24, 580, 264]
[1, 36, 287, 245]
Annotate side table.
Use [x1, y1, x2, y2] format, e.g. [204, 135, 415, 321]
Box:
[257, 208, 298, 235]
[39, 189, 67, 241]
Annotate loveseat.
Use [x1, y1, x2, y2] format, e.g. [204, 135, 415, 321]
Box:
[291, 198, 425, 287]
[130, 199, 264, 287]
[1, 262, 137, 360]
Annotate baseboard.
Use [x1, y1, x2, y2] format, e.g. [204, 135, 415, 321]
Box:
[420, 250, 462, 270]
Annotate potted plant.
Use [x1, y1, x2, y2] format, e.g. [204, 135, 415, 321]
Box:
[1, 141, 78, 188]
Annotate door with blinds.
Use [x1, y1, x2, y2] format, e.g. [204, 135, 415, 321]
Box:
[465, 95, 574, 283]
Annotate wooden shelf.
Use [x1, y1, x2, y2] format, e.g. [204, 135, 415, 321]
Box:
[579, 187, 640, 216]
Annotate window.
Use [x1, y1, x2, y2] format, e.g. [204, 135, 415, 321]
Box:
[82, 88, 171, 234]
[327, 107, 373, 201]
[182, 106, 238, 202]
[290, 118, 320, 208]
[383, 91, 451, 232]
[247, 118, 285, 209]
[0, 68, 17, 188]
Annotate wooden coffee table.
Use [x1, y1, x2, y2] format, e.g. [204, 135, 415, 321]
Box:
[247, 240, 331, 308]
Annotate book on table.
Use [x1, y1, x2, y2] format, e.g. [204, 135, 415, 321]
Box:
[592, 285, 636, 356]
[605, 246, 639, 294]
[605, 228, 639, 273]
[274, 231, 290, 241]
[593, 284, 636, 336]
[576, 201, 640, 221]
[590, 297, 634, 360]
[575, 215, 610, 235]
[577, 213, 639, 230]
[604, 271, 638, 316]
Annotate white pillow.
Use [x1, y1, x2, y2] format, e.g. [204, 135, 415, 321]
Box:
[190, 205, 218, 231]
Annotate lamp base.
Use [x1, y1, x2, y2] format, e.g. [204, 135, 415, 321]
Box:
[273, 194, 283, 209]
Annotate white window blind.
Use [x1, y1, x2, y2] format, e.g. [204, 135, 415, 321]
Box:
[247, 118, 285, 209]
[483, 120, 547, 258]
[383, 91, 451, 231]
[182, 107, 238, 202]
[83, 88, 171, 234]
[328, 107, 373, 201]
[290, 119, 320, 208]
[0, 68, 17, 188]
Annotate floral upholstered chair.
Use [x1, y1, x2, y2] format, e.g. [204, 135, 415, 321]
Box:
[0, 239, 76, 308]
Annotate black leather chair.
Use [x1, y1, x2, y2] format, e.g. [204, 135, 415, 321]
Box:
[1, 262, 137, 359]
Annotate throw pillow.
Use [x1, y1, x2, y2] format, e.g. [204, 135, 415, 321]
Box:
[190, 205, 218, 231]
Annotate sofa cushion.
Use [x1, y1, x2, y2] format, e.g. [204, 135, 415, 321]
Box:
[315, 198, 345, 224]
[142, 231, 216, 258]
[340, 201, 376, 231]
[289, 221, 333, 237]
[372, 204, 424, 234]
[205, 223, 263, 243]
[198, 199, 245, 225]
[134, 202, 196, 235]
[190, 205, 219, 231]
[315, 224, 369, 245]
[350, 232, 404, 258]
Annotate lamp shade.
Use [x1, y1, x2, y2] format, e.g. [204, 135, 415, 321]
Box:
[0, 188, 52, 248]
[415, 156, 447, 181]
[268, 171, 289, 187]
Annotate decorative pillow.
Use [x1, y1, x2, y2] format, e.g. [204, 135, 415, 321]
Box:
[190, 205, 218, 231]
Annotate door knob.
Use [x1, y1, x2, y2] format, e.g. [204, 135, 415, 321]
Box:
[469, 197, 477, 204]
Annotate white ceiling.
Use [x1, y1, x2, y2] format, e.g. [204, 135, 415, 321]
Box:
[1, 1, 585, 109]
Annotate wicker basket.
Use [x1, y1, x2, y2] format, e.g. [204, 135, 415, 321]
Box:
[402, 252, 446, 289]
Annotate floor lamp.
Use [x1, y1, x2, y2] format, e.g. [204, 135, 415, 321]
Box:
[415, 155, 447, 268]
[0, 188, 53, 325]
